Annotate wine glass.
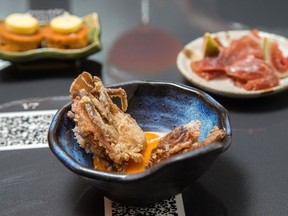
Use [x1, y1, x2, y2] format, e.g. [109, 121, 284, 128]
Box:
[104, 0, 182, 84]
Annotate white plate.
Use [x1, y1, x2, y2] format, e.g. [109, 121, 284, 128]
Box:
[177, 30, 288, 98]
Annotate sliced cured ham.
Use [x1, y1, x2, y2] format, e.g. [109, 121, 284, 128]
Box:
[226, 56, 279, 90]
[190, 29, 283, 90]
[270, 42, 288, 77]
[191, 56, 225, 80]
[220, 30, 263, 65]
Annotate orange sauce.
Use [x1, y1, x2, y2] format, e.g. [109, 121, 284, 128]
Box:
[126, 131, 163, 174]
[93, 131, 163, 174]
[93, 156, 108, 172]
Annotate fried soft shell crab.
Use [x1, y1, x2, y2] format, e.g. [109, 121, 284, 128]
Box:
[68, 72, 226, 173]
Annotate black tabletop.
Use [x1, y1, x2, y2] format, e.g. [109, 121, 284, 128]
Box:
[1, 0, 288, 215]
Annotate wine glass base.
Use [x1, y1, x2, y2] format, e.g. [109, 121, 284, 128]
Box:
[105, 25, 182, 84]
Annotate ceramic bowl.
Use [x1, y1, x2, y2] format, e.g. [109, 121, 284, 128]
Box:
[48, 81, 232, 206]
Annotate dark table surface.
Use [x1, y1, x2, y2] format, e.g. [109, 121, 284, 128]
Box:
[1, 0, 288, 215]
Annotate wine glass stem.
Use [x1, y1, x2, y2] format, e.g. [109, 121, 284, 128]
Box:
[141, 0, 149, 25]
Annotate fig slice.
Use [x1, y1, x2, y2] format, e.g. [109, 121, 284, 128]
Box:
[203, 33, 221, 57]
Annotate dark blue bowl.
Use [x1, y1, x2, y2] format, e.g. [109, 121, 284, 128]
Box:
[48, 81, 232, 206]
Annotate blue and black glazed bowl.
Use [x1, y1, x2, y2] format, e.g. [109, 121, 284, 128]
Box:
[48, 81, 232, 206]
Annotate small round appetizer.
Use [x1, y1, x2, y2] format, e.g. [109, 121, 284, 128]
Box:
[43, 12, 88, 49]
[0, 13, 43, 51]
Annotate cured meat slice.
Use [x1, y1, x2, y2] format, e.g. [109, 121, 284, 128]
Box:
[219, 29, 263, 65]
[191, 30, 264, 80]
[226, 56, 279, 90]
[191, 56, 225, 80]
[270, 42, 288, 76]
[189, 29, 284, 90]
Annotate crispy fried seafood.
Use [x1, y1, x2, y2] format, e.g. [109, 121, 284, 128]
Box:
[68, 72, 147, 172]
[147, 120, 225, 168]
[68, 72, 226, 174]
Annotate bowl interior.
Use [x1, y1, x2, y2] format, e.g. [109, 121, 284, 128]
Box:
[122, 82, 227, 141]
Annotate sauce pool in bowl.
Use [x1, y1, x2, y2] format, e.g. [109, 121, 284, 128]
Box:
[93, 131, 164, 174]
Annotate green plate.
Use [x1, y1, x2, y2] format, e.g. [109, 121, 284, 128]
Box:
[0, 12, 101, 62]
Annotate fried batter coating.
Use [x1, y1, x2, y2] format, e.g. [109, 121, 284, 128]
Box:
[69, 72, 146, 172]
[147, 120, 225, 168]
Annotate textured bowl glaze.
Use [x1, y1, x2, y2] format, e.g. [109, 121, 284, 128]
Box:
[48, 81, 232, 206]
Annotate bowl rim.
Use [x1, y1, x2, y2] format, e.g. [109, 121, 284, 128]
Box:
[48, 80, 232, 182]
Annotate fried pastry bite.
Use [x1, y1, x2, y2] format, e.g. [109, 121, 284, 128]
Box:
[43, 13, 88, 49]
[68, 72, 146, 173]
[0, 13, 43, 51]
